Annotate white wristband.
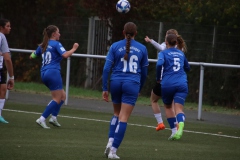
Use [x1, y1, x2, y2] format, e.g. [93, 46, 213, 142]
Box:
[9, 76, 14, 80]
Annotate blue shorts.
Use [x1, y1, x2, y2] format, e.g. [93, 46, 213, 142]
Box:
[161, 83, 188, 105]
[110, 80, 140, 106]
[41, 69, 63, 91]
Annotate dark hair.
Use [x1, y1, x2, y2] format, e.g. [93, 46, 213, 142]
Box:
[166, 29, 187, 52]
[0, 18, 10, 28]
[40, 25, 58, 53]
[166, 34, 177, 46]
[123, 22, 137, 60]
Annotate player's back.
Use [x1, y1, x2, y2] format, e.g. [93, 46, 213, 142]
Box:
[107, 39, 148, 83]
[36, 40, 65, 71]
[161, 48, 188, 86]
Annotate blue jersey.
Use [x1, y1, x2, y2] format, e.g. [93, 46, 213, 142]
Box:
[156, 47, 190, 87]
[107, 39, 148, 81]
[35, 40, 66, 72]
[102, 39, 149, 91]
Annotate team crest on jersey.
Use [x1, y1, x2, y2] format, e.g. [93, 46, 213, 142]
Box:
[60, 47, 65, 52]
[47, 45, 52, 49]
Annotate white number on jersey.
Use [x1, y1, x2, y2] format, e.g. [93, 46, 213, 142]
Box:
[121, 55, 138, 73]
[173, 58, 180, 71]
[42, 51, 52, 66]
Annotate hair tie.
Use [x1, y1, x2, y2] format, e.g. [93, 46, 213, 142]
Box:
[126, 32, 134, 36]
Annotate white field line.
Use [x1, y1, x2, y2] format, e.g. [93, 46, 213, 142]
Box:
[4, 109, 240, 139]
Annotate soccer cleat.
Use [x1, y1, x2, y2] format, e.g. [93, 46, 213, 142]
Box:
[104, 142, 112, 157]
[172, 122, 184, 140]
[36, 118, 50, 129]
[168, 136, 174, 140]
[108, 151, 120, 159]
[156, 123, 165, 131]
[49, 117, 61, 127]
[104, 146, 111, 158]
[0, 116, 8, 123]
[168, 132, 176, 140]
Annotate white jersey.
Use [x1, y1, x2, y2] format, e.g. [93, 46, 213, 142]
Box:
[150, 39, 166, 51]
[151, 39, 183, 52]
[0, 32, 10, 69]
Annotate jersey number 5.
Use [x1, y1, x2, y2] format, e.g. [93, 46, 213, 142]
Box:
[173, 58, 180, 71]
[121, 55, 138, 73]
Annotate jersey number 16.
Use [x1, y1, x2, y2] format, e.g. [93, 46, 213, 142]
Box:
[121, 55, 138, 73]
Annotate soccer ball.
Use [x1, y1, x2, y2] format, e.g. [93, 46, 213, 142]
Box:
[116, 0, 131, 13]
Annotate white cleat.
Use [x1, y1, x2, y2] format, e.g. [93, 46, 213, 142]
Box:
[104, 146, 111, 158]
[36, 118, 50, 129]
[104, 142, 112, 157]
[108, 151, 120, 159]
[168, 134, 175, 140]
[49, 117, 61, 127]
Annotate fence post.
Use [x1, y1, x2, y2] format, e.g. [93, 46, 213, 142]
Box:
[65, 57, 71, 105]
[197, 64, 205, 120]
[85, 16, 95, 88]
[158, 22, 163, 44]
[211, 26, 216, 62]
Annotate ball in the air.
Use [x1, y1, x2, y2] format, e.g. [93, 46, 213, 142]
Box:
[116, 0, 131, 13]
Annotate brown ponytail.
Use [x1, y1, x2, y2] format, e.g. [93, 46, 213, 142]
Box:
[39, 25, 58, 54]
[166, 29, 187, 53]
[123, 22, 137, 60]
[124, 34, 132, 60]
[176, 35, 187, 53]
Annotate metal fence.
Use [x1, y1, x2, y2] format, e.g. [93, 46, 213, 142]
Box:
[8, 48, 240, 120]
[4, 16, 240, 120]
[82, 18, 240, 100]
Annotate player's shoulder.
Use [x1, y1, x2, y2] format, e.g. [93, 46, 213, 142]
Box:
[110, 40, 126, 51]
[0, 32, 6, 39]
[133, 40, 146, 48]
[131, 40, 148, 54]
[160, 48, 169, 54]
[110, 39, 123, 47]
[49, 40, 61, 45]
[166, 47, 183, 53]
[173, 48, 185, 56]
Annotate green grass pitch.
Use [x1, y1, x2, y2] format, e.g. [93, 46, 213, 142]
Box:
[0, 102, 240, 160]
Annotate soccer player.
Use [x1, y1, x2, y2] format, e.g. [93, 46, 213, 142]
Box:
[102, 22, 148, 159]
[145, 29, 188, 139]
[30, 25, 79, 129]
[156, 33, 190, 140]
[0, 18, 14, 124]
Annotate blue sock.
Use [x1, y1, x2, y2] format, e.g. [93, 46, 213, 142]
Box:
[112, 121, 127, 149]
[52, 100, 64, 116]
[167, 117, 177, 129]
[108, 116, 119, 138]
[176, 113, 185, 123]
[42, 100, 58, 118]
